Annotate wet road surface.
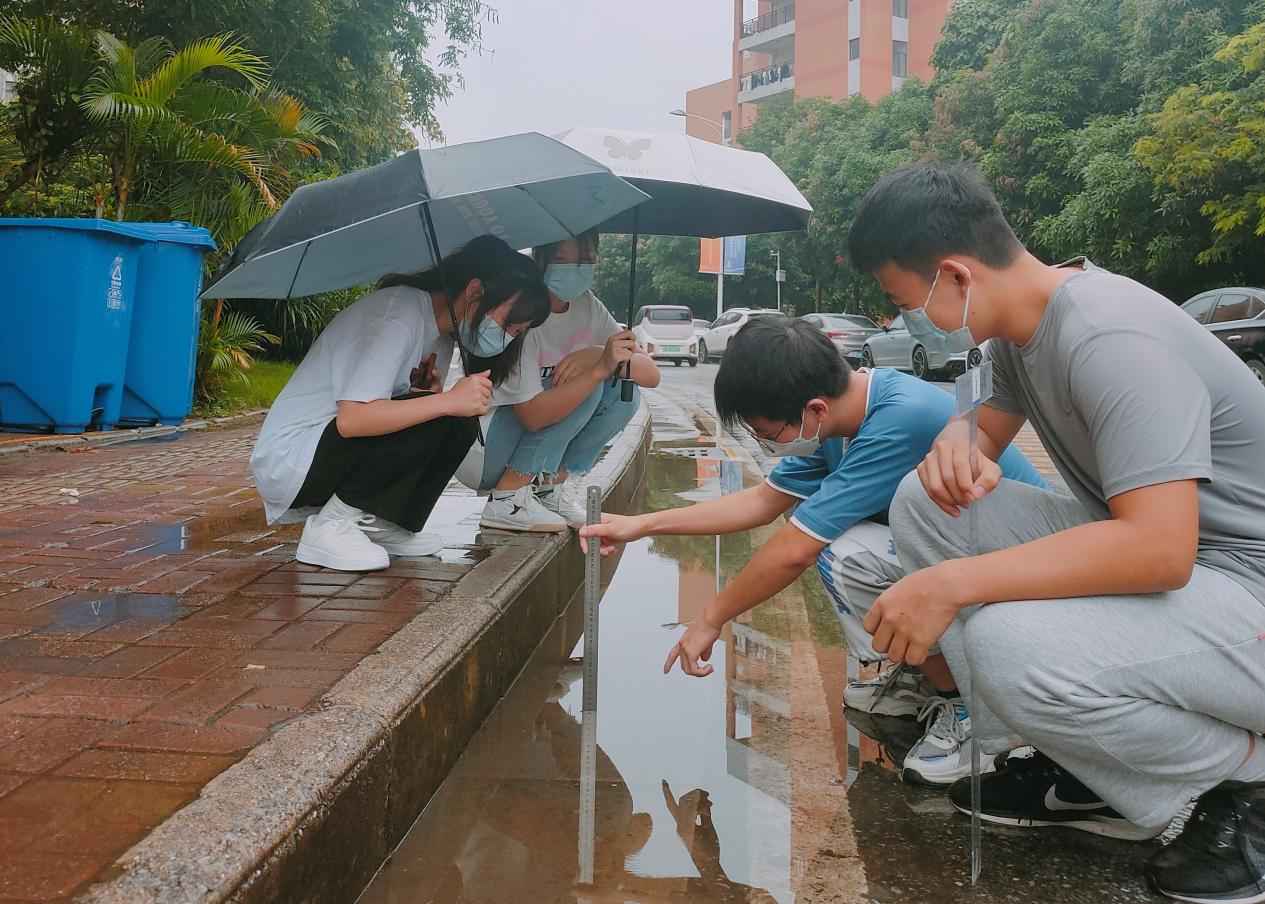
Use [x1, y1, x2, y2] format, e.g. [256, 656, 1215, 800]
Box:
[358, 365, 1161, 904]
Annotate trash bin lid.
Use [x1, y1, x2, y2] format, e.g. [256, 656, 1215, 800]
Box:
[0, 218, 216, 250]
[122, 221, 217, 250]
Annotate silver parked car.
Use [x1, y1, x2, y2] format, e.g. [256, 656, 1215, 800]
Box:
[859, 313, 980, 379]
[801, 313, 881, 362]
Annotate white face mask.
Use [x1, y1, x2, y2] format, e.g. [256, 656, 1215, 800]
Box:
[903, 268, 977, 355]
[755, 409, 822, 458]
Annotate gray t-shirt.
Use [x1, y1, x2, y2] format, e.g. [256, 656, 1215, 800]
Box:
[984, 259, 1265, 603]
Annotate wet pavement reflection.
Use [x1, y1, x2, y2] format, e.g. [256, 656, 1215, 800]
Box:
[358, 375, 1161, 904]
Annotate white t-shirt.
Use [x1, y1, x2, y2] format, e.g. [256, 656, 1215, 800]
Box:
[251, 286, 454, 523]
[491, 289, 621, 405]
[453, 290, 621, 491]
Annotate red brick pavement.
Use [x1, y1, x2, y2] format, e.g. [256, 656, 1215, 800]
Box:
[0, 425, 485, 903]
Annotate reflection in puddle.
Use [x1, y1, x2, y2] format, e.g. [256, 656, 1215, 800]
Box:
[38, 592, 187, 633]
[359, 385, 1157, 904]
[138, 508, 271, 554]
[360, 423, 834, 904]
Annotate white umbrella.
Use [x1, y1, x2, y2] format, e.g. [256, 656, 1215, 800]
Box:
[553, 127, 811, 396]
[552, 127, 811, 238]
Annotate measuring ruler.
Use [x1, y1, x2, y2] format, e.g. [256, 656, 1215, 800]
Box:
[955, 359, 993, 885]
[577, 484, 602, 886]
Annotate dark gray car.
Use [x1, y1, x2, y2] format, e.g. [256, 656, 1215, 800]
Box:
[1180, 287, 1265, 384]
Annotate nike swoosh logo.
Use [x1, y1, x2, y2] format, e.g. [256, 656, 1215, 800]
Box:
[1044, 786, 1105, 812]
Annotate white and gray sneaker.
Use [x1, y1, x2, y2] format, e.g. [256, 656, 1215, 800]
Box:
[901, 696, 997, 787]
[480, 486, 568, 533]
[297, 514, 390, 572]
[358, 515, 444, 557]
[843, 662, 935, 718]
[536, 477, 587, 528]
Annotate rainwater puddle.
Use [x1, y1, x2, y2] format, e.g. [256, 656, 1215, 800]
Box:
[34, 592, 188, 635]
[357, 398, 1159, 904]
[138, 508, 272, 554]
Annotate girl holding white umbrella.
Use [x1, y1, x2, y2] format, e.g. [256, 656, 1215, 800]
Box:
[457, 229, 660, 532]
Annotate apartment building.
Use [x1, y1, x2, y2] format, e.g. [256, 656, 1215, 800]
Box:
[684, 0, 953, 144]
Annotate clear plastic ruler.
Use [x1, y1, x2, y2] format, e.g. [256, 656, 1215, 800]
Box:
[954, 359, 993, 886]
[577, 485, 602, 887]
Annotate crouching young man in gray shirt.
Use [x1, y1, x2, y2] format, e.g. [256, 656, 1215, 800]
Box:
[847, 163, 1265, 903]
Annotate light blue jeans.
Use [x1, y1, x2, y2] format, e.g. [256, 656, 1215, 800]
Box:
[478, 376, 639, 491]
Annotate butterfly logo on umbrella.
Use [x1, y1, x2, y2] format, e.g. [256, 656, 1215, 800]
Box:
[604, 135, 652, 160]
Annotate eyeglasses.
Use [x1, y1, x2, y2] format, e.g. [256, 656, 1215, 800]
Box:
[738, 419, 790, 444]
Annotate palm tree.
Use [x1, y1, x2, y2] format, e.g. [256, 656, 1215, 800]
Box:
[80, 31, 329, 223]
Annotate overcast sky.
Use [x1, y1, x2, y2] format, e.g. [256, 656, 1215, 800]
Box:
[426, 1, 738, 146]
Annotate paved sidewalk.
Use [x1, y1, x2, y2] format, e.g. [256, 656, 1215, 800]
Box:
[0, 424, 492, 903]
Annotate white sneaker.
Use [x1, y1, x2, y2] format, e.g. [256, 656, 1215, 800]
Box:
[536, 478, 588, 528]
[843, 662, 935, 718]
[901, 696, 996, 787]
[358, 516, 444, 557]
[480, 487, 568, 533]
[296, 515, 390, 572]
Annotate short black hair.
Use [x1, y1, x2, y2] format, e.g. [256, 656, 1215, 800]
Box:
[714, 316, 850, 431]
[848, 163, 1023, 277]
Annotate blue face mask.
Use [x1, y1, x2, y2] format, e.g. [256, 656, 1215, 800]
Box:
[903, 269, 976, 356]
[458, 316, 515, 357]
[545, 263, 596, 302]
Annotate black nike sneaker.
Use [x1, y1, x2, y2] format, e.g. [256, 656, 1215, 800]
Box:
[1145, 781, 1265, 903]
[947, 749, 1161, 841]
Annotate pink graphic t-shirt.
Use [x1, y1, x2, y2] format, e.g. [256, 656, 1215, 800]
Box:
[490, 290, 621, 406]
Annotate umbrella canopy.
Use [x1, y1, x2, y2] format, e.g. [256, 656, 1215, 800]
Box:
[201, 132, 650, 299]
[552, 127, 811, 238]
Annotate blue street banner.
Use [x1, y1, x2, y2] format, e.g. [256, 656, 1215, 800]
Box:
[722, 235, 746, 275]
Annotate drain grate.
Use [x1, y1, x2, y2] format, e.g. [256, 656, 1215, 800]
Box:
[659, 446, 724, 460]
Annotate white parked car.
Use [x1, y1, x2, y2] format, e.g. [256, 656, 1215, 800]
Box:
[859, 314, 980, 379]
[699, 308, 779, 362]
[693, 318, 711, 343]
[632, 305, 699, 366]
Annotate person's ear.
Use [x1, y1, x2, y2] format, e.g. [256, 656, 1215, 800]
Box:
[940, 259, 973, 289]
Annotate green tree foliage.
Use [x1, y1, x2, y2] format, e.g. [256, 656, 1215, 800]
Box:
[930, 0, 1027, 75]
[14, 0, 494, 166]
[1, 20, 330, 251]
[0, 16, 101, 204]
[1137, 20, 1265, 281]
[1120, 0, 1257, 103]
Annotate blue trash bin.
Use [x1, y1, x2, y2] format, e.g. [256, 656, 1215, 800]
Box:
[0, 218, 150, 434]
[118, 222, 217, 427]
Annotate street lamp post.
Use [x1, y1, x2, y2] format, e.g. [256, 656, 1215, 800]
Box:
[770, 248, 784, 313]
[670, 109, 731, 318]
[669, 108, 728, 145]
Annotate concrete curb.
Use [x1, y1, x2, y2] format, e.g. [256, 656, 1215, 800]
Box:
[76, 404, 652, 904]
[0, 409, 267, 457]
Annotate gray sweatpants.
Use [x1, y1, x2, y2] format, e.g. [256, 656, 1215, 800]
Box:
[888, 472, 1265, 830]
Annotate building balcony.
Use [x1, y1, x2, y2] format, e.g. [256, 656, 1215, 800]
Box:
[738, 4, 795, 54]
[738, 60, 794, 104]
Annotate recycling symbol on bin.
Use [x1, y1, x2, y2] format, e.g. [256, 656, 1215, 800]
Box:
[106, 255, 124, 311]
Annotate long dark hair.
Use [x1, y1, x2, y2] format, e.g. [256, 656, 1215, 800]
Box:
[379, 235, 550, 385]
